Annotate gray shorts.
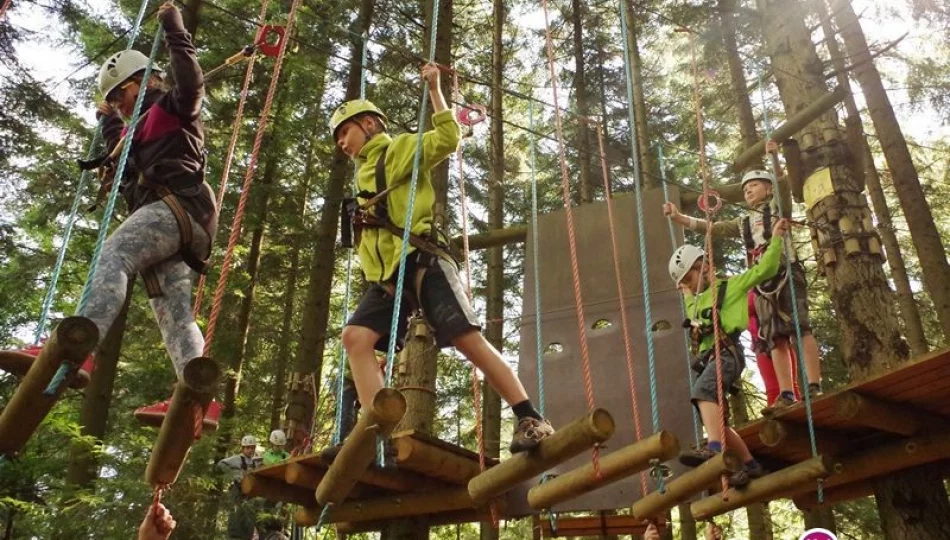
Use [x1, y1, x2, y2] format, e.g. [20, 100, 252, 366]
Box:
[753, 262, 811, 353]
[690, 348, 744, 407]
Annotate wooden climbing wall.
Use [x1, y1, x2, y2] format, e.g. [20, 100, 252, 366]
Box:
[509, 187, 697, 515]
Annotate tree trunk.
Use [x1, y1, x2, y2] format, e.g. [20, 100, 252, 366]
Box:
[719, 0, 758, 149]
[181, 0, 202, 38]
[270, 207, 305, 431]
[803, 507, 837, 534]
[678, 503, 697, 540]
[815, 0, 927, 356]
[831, 0, 950, 345]
[730, 392, 773, 540]
[757, 2, 950, 538]
[570, 0, 594, 203]
[480, 0, 505, 538]
[621, 0, 655, 186]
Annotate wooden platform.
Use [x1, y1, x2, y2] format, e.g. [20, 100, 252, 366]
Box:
[244, 430, 497, 525]
[707, 347, 950, 513]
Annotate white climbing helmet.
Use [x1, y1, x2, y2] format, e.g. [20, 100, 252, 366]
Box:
[741, 169, 775, 188]
[669, 245, 705, 285]
[269, 429, 287, 446]
[241, 435, 258, 447]
[98, 49, 163, 98]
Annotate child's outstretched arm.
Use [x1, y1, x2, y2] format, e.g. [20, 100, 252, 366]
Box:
[158, 1, 203, 120]
[663, 201, 740, 238]
[731, 218, 790, 293]
[418, 62, 460, 169]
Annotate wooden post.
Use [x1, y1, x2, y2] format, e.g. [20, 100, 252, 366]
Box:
[242, 474, 319, 507]
[731, 87, 849, 173]
[314, 388, 407, 505]
[690, 455, 833, 520]
[285, 463, 324, 490]
[630, 450, 743, 520]
[759, 419, 849, 456]
[0, 317, 98, 455]
[393, 433, 484, 485]
[452, 225, 527, 253]
[299, 487, 476, 525]
[833, 392, 950, 436]
[527, 431, 680, 510]
[467, 409, 615, 506]
[145, 356, 220, 486]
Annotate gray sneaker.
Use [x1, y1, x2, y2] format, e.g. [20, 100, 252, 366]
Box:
[509, 417, 555, 454]
[679, 446, 718, 468]
[728, 461, 766, 488]
[761, 394, 797, 416]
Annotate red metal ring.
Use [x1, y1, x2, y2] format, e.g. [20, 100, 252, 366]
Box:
[254, 25, 286, 58]
[697, 190, 722, 213]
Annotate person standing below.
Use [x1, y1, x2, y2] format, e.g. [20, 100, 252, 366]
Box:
[217, 435, 262, 540]
[329, 62, 554, 455]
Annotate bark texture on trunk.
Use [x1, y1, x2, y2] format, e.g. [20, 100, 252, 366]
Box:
[570, 0, 594, 202]
[815, 0, 927, 356]
[831, 0, 950, 345]
[719, 0, 758, 149]
[622, 0, 655, 186]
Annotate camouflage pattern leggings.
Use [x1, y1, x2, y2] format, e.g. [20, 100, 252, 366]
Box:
[80, 201, 210, 375]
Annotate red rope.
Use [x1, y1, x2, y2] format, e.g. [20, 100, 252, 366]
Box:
[203, 0, 304, 354]
[686, 31, 729, 495]
[193, 0, 273, 318]
[539, 0, 600, 478]
[453, 71, 499, 528]
[594, 123, 647, 496]
[0, 0, 12, 19]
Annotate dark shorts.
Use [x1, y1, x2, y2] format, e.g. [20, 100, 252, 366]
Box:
[753, 262, 811, 353]
[690, 348, 744, 408]
[347, 253, 481, 352]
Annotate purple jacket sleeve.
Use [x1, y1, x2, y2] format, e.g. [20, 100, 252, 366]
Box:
[97, 111, 125, 154]
[158, 6, 204, 120]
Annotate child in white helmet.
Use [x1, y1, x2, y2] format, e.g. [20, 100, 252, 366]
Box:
[218, 435, 262, 540]
[329, 63, 553, 455]
[263, 429, 290, 465]
[664, 141, 821, 414]
[670, 217, 789, 487]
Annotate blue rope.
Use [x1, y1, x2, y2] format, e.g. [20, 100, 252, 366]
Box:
[657, 143, 703, 447]
[618, 0, 664, 493]
[529, 101, 545, 418]
[314, 503, 333, 531]
[333, 32, 371, 447]
[378, 0, 441, 466]
[757, 68, 822, 502]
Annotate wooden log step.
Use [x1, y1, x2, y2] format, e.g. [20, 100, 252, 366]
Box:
[145, 356, 220, 486]
[528, 431, 680, 510]
[793, 479, 874, 511]
[0, 317, 99, 456]
[690, 455, 833, 520]
[315, 388, 406, 506]
[243, 474, 319, 507]
[285, 463, 324, 489]
[630, 450, 742, 521]
[393, 432, 484, 485]
[467, 409, 615, 506]
[833, 392, 950, 436]
[298, 487, 475, 525]
[536, 514, 665, 538]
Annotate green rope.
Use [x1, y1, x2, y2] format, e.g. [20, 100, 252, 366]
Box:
[618, 0, 664, 493]
[379, 0, 441, 466]
[657, 143, 703, 447]
[757, 68, 822, 502]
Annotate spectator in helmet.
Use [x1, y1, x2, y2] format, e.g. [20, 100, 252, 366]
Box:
[217, 435, 262, 540]
[263, 430, 290, 465]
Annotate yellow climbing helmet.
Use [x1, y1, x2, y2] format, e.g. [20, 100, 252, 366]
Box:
[330, 99, 387, 140]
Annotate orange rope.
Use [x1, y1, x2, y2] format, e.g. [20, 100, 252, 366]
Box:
[0, 0, 12, 19]
[685, 30, 729, 495]
[193, 0, 273, 318]
[539, 0, 600, 477]
[453, 71, 499, 528]
[594, 123, 647, 496]
[203, 0, 304, 353]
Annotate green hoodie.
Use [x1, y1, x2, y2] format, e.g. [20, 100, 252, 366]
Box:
[355, 109, 461, 282]
[683, 235, 784, 354]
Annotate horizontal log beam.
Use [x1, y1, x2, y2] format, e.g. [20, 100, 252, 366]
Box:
[0, 316, 99, 456]
[146, 356, 220, 486]
[528, 431, 680, 510]
[758, 419, 850, 456]
[285, 463, 324, 490]
[468, 409, 615, 506]
[630, 450, 743, 520]
[691, 455, 833, 520]
[452, 225, 527, 252]
[333, 506, 501, 533]
[538, 515, 666, 537]
[315, 388, 406, 505]
[731, 87, 849, 173]
[298, 487, 475, 525]
[243, 474, 318, 507]
[833, 392, 950, 436]
[393, 434, 483, 485]
[793, 479, 874, 511]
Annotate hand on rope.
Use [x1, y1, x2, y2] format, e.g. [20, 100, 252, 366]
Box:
[138, 492, 175, 540]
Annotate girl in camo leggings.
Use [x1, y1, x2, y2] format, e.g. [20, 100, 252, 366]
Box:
[77, 3, 220, 428]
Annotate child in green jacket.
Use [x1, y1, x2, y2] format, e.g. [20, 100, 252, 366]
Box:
[329, 63, 553, 455]
[669, 218, 789, 487]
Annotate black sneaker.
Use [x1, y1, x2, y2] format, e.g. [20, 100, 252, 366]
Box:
[509, 417, 555, 454]
[728, 461, 766, 488]
[807, 383, 823, 397]
[678, 446, 718, 468]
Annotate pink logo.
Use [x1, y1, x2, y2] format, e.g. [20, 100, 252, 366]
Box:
[799, 529, 837, 540]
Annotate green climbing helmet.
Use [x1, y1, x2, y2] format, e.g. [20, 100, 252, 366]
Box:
[330, 99, 387, 140]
